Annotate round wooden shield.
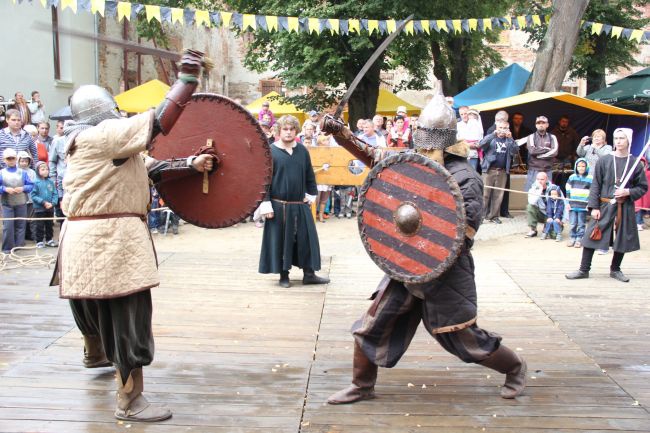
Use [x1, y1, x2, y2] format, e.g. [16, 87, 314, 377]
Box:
[358, 152, 466, 284]
[149, 93, 272, 228]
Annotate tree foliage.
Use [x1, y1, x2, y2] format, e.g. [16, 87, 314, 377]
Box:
[222, 0, 514, 127]
[515, 0, 650, 93]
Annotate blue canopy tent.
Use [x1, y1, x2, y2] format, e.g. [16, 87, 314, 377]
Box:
[453, 63, 530, 107]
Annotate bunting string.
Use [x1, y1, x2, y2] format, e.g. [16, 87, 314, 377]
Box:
[16, 0, 650, 43]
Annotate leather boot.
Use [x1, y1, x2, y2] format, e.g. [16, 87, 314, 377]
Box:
[115, 368, 172, 422]
[279, 271, 290, 288]
[83, 335, 112, 368]
[303, 269, 330, 285]
[478, 345, 527, 399]
[327, 342, 378, 404]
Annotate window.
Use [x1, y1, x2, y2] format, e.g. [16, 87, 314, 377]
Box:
[259, 79, 283, 95]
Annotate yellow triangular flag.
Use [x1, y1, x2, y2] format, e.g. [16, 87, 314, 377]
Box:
[90, 0, 104, 16]
[221, 11, 233, 27]
[61, 0, 77, 14]
[502, 16, 511, 27]
[386, 19, 396, 33]
[545, 15, 551, 23]
[368, 19, 378, 34]
[421, 20, 430, 34]
[452, 19, 461, 33]
[630, 29, 644, 42]
[517, 15, 526, 29]
[266, 15, 278, 32]
[611, 26, 623, 38]
[170, 7, 183, 24]
[195, 10, 210, 27]
[405, 20, 414, 35]
[242, 14, 256, 30]
[328, 18, 339, 34]
[468, 18, 477, 31]
[145, 5, 160, 23]
[308, 18, 320, 34]
[437, 20, 448, 32]
[117, 1, 131, 22]
[348, 19, 360, 34]
[483, 18, 492, 31]
[288, 16, 299, 32]
[591, 22, 603, 35]
[532, 15, 541, 26]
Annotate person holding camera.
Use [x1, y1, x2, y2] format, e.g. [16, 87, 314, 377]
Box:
[576, 129, 612, 172]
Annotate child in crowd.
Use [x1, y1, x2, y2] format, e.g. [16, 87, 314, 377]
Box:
[17, 151, 37, 241]
[30, 161, 58, 247]
[565, 158, 592, 247]
[635, 157, 650, 231]
[0, 148, 34, 253]
[540, 186, 565, 242]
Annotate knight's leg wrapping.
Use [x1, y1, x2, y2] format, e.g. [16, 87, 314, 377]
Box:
[68, 299, 111, 368]
[328, 278, 422, 405]
[96, 290, 155, 384]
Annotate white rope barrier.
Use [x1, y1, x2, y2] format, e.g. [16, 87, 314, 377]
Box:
[0, 245, 56, 272]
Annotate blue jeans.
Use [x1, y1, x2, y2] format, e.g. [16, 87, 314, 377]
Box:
[636, 210, 647, 225]
[2, 203, 27, 253]
[543, 220, 562, 236]
[569, 210, 587, 240]
[148, 199, 160, 229]
[468, 158, 480, 172]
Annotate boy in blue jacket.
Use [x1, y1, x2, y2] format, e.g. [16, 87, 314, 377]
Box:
[1, 148, 34, 253]
[30, 161, 58, 248]
[540, 185, 565, 241]
[565, 158, 592, 247]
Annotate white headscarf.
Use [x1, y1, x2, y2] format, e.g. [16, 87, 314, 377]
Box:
[613, 127, 633, 147]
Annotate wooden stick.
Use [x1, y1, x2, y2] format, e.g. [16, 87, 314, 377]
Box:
[203, 139, 213, 194]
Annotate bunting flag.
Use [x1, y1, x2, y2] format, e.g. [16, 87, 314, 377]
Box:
[14, 0, 650, 44]
[116, 1, 130, 22]
[90, 0, 103, 15]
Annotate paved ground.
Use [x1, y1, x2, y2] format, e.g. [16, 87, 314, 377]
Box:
[1, 213, 649, 432]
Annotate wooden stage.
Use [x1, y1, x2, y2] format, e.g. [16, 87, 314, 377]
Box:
[1, 221, 649, 432]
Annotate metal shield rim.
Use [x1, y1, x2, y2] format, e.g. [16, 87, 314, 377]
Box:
[151, 93, 272, 229]
[357, 152, 466, 284]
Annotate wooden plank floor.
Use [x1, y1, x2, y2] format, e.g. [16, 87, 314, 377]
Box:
[1, 221, 649, 432]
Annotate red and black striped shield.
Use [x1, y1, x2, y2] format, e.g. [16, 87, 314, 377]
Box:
[358, 152, 466, 284]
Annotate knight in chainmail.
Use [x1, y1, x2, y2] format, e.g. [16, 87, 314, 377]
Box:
[328, 94, 528, 405]
[50, 50, 217, 422]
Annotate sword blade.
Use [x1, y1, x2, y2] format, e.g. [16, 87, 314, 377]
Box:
[334, 15, 414, 118]
[31, 21, 181, 61]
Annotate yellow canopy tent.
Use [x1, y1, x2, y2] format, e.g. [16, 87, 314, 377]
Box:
[246, 91, 306, 123]
[471, 91, 649, 154]
[114, 80, 170, 113]
[374, 89, 421, 116]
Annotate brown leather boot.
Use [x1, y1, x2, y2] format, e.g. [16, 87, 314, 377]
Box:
[478, 345, 527, 399]
[327, 342, 378, 404]
[83, 335, 112, 368]
[115, 368, 172, 422]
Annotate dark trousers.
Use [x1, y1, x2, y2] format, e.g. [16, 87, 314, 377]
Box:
[69, 290, 155, 383]
[33, 210, 54, 242]
[579, 247, 625, 272]
[500, 174, 511, 216]
[2, 203, 27, 253]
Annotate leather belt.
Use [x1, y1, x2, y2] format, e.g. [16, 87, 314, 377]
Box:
[272, 199, 306, 205]
[68, 213, 146, 221]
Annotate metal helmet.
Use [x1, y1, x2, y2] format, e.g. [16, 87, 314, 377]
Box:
[413, 93, 457, 152]
[69, 85, 120, 125]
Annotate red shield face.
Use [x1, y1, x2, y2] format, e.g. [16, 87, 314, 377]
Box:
[150, 93, 272, 228]
[358, 153, 466, 283]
